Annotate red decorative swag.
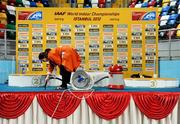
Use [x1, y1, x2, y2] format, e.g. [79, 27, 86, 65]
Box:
[37, 92, 82, 119]
[0, 93, 35, 119]
[86, 92, 131, 120]
[133, 93, 179, 120]
[0, 92, 179, 120]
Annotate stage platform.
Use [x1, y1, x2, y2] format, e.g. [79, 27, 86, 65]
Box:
[1, 83, 180, 92]
[1, 83, 180, 124]
[8, 74, 179, 89]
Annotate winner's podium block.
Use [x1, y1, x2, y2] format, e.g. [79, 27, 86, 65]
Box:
[124, 78, 179, 88]
[8, 74, 61, 87]
[8, 72, 109, 87]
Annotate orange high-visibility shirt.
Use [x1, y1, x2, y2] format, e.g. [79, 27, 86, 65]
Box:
[47, 46, 81, 73]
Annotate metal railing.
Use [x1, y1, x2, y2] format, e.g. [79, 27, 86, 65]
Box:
[158, 28, 180, 60]
[0, 29, 16, 60]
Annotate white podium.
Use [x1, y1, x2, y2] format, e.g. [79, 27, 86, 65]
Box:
[8, 73, 179, 88]
[124, 78, 179, 88]
[8, 72, 109, 87]
[8, 74, 62, 87]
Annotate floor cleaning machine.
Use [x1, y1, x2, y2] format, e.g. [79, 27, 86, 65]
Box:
[45, 65, 125, 90]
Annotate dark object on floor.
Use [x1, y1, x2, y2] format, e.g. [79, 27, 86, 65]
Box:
[142, 75, 152, 78]
[131, 73, 140, 78]
[131, 73, 152, 78]
[56, 85, 67, 90]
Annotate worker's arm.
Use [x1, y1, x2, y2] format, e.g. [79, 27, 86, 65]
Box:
[47, 61, 55, 74]
[45, 61, 55, 82]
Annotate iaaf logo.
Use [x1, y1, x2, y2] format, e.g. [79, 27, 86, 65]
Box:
[54, 12, 66, 15]
[27, 11, 42, 20]
[141, 11, 156, 20]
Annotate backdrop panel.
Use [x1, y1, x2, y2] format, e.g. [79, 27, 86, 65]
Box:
[16, 8, 158, 78]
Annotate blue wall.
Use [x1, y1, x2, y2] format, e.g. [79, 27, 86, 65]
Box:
[159, 60, 180, 81]
[0, 60, 180, 83]
[0, 60, 16, 83]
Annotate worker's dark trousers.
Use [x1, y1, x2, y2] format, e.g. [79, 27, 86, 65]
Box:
[60, 65, 71, 88]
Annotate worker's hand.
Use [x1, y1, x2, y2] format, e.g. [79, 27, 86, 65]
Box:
[45, 72, 51, 82]
[45, 75, 50, 82]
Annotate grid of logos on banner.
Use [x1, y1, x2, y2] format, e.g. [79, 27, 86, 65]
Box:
[16, 8, 158, 77]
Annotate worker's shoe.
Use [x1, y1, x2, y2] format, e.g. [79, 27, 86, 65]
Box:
[56, 86, 67, 90]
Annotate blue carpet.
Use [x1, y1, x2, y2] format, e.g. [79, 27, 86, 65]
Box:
[0, 84, 180, 92]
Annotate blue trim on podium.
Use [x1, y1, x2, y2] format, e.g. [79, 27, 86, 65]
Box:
[0, 84, 180, 92]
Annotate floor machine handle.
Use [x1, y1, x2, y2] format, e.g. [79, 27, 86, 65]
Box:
[44, 77, 62, 89]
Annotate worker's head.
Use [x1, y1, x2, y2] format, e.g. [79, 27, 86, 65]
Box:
[39, 48, 51, 62]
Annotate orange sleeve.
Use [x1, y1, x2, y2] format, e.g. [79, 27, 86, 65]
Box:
[47, 47, 62, 73]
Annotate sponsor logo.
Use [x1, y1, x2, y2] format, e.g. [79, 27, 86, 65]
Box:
[28, 11, 42, 20]
[18, 11, 42, 20]
[141, 11, 156, 20]
[132, 11, 156, 21]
